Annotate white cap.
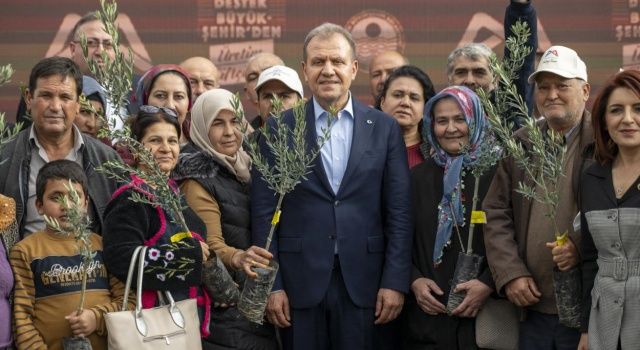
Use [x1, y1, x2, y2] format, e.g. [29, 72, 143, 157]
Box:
[528, 45, 588, 83]
[255, 65, 304, 98]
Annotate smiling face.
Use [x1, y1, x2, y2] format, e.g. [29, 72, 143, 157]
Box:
[26, 74, 80, 138]
[302, 33, 358, 111]
[605, 87, 640, 153]
[380, 76, 425, 132]
[432, 97, 469, 155]
[140, 120, 180, 174]
[208, 109, 242, 157]
[147, 72, 190, 127]
[535, 72, 590, 132]
[37, 179, 87, 228]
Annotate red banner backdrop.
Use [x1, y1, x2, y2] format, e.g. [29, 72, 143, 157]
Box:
[0, 0, 627, 121]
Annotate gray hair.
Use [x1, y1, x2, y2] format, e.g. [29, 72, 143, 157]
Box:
[303, 23, 357, 62]
[446, 43, 494, 78]
[70, 12, 100, 42]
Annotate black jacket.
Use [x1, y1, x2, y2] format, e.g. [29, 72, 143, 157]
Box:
[0, 126, 120, 236]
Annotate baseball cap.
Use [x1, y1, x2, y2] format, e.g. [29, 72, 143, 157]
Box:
[255, 65, 304, 98]
[528, 45, 588, 83]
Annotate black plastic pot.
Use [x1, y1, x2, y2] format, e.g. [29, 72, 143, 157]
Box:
[202, 256, 240, 306]
[553, 267, 581, 329]
[446, 252, 484, 314]
[238, 260, 279, 324]
[63, 336, 92, 350]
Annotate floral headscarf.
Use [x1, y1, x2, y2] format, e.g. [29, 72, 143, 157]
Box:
[190, 89, 251, 183]
[423, 86, 488, 266]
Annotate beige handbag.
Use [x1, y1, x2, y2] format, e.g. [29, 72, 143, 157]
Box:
[105, 246, 202, 350]
[475, 297, 519, 350]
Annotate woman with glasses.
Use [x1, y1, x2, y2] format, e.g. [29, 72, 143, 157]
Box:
[102, 106, 215, 346]
[174, 89, 277, 349]
[133, 64, 193, 145]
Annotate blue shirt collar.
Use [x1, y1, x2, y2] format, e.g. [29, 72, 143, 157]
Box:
[313, 92, 354, 121]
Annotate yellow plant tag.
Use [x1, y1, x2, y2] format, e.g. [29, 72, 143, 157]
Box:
[170, 231, 192, 243]
[556, 231, 568, 246]
[470, 210, 487, 224]
[271, 210, 282, 225]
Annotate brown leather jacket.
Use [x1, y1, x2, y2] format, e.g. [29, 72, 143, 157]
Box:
[482, 112, 593, 294]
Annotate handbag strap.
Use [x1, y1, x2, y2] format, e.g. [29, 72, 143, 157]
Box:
[121, 246, 145, 311]
[128, 246, 186, 335]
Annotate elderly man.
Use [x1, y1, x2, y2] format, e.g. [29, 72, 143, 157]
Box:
[0, 57, 120, 237]
[252, 65, 304, 129]
[251, 23, 412, 350]
[483, 45, 592, 350]
[179, 56, 220, 101]
[447, 0, 537, 128]
[368, 51, 408, 101]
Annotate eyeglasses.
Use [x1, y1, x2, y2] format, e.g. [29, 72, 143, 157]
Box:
[74, 38, 114, 50]
[139, 105, 178, 118]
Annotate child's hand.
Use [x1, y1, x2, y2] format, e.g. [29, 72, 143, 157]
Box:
[65, 309, 97, 337]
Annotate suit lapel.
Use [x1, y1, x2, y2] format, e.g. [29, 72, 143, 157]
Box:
[305, 99, 334, 194]
[338, 100, 375, 195]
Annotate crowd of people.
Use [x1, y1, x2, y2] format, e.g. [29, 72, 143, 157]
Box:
[0, 0, 639, 349]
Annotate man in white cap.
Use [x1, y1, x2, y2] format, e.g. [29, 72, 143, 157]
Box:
[483, 45, 592, 349]
[252, 65, 304, 129]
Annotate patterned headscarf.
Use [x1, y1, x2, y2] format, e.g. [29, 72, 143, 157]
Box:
[423, 86, 487, 266]
[190, 89, 251, 183]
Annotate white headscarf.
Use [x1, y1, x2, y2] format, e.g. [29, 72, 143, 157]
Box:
[189, 89, 251, 183]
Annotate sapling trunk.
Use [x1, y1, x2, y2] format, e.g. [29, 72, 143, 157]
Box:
[76, 263, 89, 316]
[466, 176, 481, 255]
[264, 193, 285, 252]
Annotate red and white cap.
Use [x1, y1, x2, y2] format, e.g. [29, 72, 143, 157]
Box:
[528, 45, 588, 83]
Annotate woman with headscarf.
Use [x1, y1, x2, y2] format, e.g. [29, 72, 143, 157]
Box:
[402, 86, 495, 349]
[173, 89, 277, 350]
[133, 64, 193, 146]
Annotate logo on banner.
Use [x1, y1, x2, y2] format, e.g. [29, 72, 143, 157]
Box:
[45, 13, 152, 72]
[345, 10, 405, 73]
[455, 12, 552, 54]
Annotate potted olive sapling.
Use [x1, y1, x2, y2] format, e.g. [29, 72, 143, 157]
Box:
[83, 0, 239, 305]
[445, 132, 502, 313]
[477, 21, 581, 328]
[232, 95, 334, 324]
[43, 181, 95, 350]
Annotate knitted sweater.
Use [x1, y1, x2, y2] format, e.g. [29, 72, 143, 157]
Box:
[9, 231, 130, 350]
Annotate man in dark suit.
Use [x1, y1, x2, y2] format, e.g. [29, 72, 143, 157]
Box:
[251, 23, 412, 349]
